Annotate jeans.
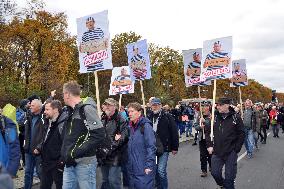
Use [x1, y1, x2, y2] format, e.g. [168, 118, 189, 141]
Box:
[185, 120, 193, 137]
[24, 153, 42, 189]
[178, 122, 185, 136]
[244, 128, 254, 155]
[63, 159, 97, 189]
[156, 152, 169, 189]
[211, 151, 238, 189]
[272, 124, 280, 137]
[100, 165, 122, 189]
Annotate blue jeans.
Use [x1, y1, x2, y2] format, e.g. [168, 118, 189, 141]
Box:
[272, 124, 280, 137]
[24, 153, 42, 189]
[156, 152, 169, 189]
[244, 128, 254, 154]
[185, 120, 193, 136]
[211, 151, 238, 189]
[63, 159, 97, 189]
[100, 165, 122, 189]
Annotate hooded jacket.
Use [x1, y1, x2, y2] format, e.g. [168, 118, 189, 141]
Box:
[0, 116, 20, 176]
[61, 97, 105, 166]
[128, 117, 156, 177]
[41, 110, 68, 171]
[205, 107, 245, 158]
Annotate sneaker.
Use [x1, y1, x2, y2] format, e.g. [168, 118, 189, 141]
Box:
[200, 172, 207, 177]
[247, 153, 253, 159]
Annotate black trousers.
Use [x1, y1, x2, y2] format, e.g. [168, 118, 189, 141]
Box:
[40, 166, 63, 189]
[211, 151, 238, 189]
[260, 125, 267, 142]
[19, 134, 25, 165]
[199, 139, 211, 172]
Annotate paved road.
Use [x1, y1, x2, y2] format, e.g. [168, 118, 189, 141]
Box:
[32, 130, 284, 189]
[167, 131, 284, 189]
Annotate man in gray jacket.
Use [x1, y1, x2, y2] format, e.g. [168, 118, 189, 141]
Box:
[61, 81, 105, 189]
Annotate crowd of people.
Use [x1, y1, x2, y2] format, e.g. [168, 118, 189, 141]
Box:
[0, 80, 284, 189]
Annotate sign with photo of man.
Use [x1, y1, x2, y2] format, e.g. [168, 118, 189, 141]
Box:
[76, 10, 112, 73]
[109, 66, 135, 95]
[183, 48, 211, 87]
[230, 59, 248, 87]
[126, 39, 151, 80]
[201, 36, 232, 81]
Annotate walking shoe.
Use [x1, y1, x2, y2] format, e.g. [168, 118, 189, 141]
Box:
[276, 135, 279, 138]
[200, 172, 207, 177]
[247, 153, 253, 159]
[186, 134, 189, 137]
[262, 141, 266, 144]
[273, 135, 276, 138]
[192, 142, 197, 146]
[216, 186, 224, 189]
[209, 167, 212, 172]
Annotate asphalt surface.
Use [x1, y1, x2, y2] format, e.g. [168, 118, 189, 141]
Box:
[32, 130, 284, 189]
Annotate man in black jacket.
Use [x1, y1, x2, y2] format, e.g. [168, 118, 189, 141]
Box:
[205, 97, 245, 189]
[24, 99, 46, 189]
[61, 81, 105, 189]
[147, 98, 179, 189]
[41, 100, 68, 189]
[99, 98, 129, 189]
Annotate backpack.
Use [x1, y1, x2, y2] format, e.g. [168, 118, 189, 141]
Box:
[140, 124, 164, 157]
[78, 104, 112, 162]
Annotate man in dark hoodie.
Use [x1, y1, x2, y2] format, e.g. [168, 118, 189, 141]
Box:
[41, 100, 68, 189]
[205, 97, 245, 189]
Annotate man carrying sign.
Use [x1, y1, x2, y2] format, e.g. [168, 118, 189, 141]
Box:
[205, 97, 245, 189]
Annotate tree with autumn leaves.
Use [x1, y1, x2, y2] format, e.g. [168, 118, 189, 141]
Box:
[0, 0, 282, 107]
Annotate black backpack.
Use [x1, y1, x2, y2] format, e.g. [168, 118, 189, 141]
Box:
[140, 124, 164, 157]
[78, 104, 112, 162]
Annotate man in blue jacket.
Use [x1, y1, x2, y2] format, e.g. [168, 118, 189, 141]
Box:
[0, 114, 21, 177]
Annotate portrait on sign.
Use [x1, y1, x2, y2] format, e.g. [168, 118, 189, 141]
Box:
[183, 48, 211, 87]
[230, 59, 248, 87]
[201, 36, 232, 81]
[127, 40, 151, 81]
[76, 10, 112, 73]
[109, 66, 135, 95]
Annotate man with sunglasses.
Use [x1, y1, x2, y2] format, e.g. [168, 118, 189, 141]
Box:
[205, 97, 245, 189]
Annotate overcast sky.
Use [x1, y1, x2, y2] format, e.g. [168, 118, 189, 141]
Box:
[16, 0, 284, 92]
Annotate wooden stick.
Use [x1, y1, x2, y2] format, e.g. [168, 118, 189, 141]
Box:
[94, 71, 102, 116]
[210, 80, 217, 141]
[198, 86, 205, 139]
[239, 86, 244, 119]
[140, 80, 146, 115]
[119, 94, 122, 110]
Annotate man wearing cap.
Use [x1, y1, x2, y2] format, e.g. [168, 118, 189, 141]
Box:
[147, 98, 179, 189]
[194, 101, 212, 177]
[80, 16, 105, 71]
[205, 97, 245, 189]
[99, 98, 129, 189]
